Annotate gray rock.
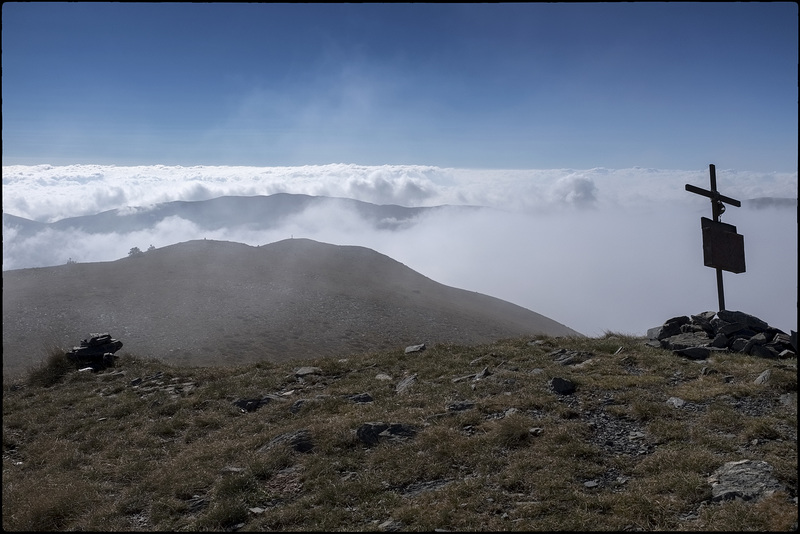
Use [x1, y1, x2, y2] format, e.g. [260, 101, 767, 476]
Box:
[666, 397, 686, 408]
[751, 345, 780, 359]
[356, 422, 389, 445]
[658, 316, 691, 340]
[404, 344, 426, 353]
[711, 318, 748, 336]
[730, 338, 750, 352]
[377, 519, 404, 531]
[295, 366, 323, 377]
[753, 369, 771, 385]
[348, 392, 374, 403]
[690, 311, 716, 333]
[446, 400, 475, 412]
[673, 346, 712, 360]
[356, 422, 416, 445]
[233, 397, 271, 413]
[708, 459, 785, 502]
[646, 326, 663, 340]
[661, 332, 711, 351]
[262, 429, 314, 453]
[743, 333, 768, 354]
[550, 377, 576, 395]
[549, 348, 594, 366]
[395, 374, 417, 394]
[716, 310, 769, 332]
[710, 333, 729, 348]
[474, 367, 492, 380]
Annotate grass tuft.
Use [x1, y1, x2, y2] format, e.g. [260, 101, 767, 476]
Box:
[25, 345, 74, 388]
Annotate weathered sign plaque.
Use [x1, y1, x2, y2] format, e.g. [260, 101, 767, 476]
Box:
[685, 164, 746, 310]
[701, 217, 746, 274]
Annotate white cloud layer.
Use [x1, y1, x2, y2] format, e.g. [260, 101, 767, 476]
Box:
[2, 164, 797, 336]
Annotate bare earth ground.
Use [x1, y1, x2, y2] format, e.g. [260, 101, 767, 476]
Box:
[2, 238, 581, 380]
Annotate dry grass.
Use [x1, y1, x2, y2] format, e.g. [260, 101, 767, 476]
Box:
[3, 334, 797, 531]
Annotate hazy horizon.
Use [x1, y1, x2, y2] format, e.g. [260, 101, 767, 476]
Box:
[3, 163, 797, 338]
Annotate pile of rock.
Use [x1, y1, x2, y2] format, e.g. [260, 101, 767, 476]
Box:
[647, 310, 796, 360]
[66, 333, 123, 371]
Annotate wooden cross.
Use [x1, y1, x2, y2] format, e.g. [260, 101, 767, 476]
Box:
[685, 164, 745, 311]
[685, 164, 741, 222]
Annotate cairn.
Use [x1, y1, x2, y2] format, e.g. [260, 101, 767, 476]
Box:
[66, 333, 123, 371]
[647, 310, 796, 360]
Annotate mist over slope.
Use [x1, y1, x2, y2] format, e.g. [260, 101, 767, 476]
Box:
[2, 238, 581, 379]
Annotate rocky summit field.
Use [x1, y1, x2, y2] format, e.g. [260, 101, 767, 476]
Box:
[2, 333, 796, 531]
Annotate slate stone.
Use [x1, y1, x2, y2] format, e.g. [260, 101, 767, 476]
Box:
[751, 345, 780, 359]
[550, 377, 576, 395]
[348, 392, 374, 403]
[708, 459, 784, 502]
[730, 338, 749, 352]
[234, 397, 270, 412]
[753, 369, 771, 385]
[260, 429, 314, 453]
[356, 422, 389, 445]
[658, 316, 691, 340]
[446, 400, 475, 412]
[295, 366, 323, 377]
[711, 318, 747, 336]
[710, 333, 729, 348]
[666, 397, 686, 408]
[673, 346, 712, 360]
[661, 332, 711, 351]
[267, 429, 314, 453]
[356, 422, 416, 445]
[690, 311, 716, 333]
[716, 310, 769, 332]
[395, 374, 417, 394]
[646, 326, 663, 340]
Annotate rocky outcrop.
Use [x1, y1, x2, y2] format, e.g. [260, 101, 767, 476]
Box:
[647, 311, 796, 360]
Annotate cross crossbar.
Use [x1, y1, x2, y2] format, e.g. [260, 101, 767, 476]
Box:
[684, 183, 741, 207]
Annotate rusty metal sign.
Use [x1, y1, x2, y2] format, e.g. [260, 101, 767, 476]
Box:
[701, 217, 746, 274]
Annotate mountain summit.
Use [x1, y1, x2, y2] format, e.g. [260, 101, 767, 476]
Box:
[2, 238, 581, 378]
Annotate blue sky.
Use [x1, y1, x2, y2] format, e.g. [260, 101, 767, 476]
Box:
[2, 2, 798, 171]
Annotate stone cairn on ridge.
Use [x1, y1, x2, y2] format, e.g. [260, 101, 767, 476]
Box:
[66, 333, 123, 371]
[646, 310, 796, 360]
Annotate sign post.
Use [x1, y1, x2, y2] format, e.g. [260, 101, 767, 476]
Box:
[685, 164, 745, 311]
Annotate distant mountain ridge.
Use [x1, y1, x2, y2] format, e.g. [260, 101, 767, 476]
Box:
[2, 238, 582, 378]
[2, 192, 793, 238]
[2, 193, 484, 236]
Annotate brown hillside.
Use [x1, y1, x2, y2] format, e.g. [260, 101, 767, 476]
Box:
[2, 238, 581, 379]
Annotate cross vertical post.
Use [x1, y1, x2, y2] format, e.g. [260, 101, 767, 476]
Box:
[708, 164, 725, 310]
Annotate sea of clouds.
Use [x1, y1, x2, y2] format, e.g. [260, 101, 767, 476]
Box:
[2, 164, 797, 336]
